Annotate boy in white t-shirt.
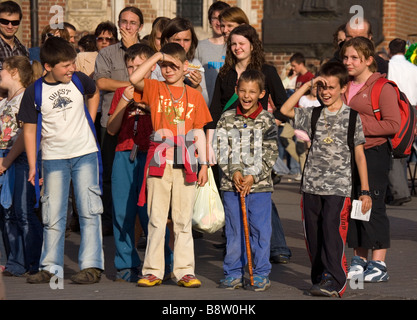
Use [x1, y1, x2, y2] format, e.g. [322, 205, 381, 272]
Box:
[18, 37, 104, 285]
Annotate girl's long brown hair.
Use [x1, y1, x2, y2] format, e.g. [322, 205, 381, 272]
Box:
[219, 24, 265, 79]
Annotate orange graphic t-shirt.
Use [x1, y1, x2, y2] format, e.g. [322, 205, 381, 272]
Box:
[135, 78, 212, 160]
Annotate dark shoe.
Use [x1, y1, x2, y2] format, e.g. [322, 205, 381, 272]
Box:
[71, 268, 102, 284]
[2, 270, 19, 277]
[309, 273, 340, 297]
[270, 254, 290, 264]
[26, 270, 54, 284]
[388, 196, 412, 206]
[272, 172, 282, 185]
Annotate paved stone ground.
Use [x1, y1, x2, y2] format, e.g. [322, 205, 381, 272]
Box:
[2, 175, 417, 311]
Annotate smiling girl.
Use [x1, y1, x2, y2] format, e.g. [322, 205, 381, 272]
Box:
[207, 24, 287, 141]
[341, 36, 401, 283]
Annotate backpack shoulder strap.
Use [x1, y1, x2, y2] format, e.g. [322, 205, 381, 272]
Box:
[347, 108, 358, 150]
[311, 105, 324, 141]
[348, 108, 359, 199]
[34, 77, 43, 111]
[300, 106, 324, 190]
[371, 78, 392, 121]
[71, 72, 85, 95]
[33, 77, 43, 208]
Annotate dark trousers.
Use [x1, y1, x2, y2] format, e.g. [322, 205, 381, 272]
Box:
[348, 142, 391, 250]
[302, 193, 350, 295]
[100, 127, 118, 227]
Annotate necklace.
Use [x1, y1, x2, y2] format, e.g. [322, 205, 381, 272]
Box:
[322, 106, 342, 144]
[165, 82, 186, 104]
[6, 87, 25, 103]
[165, 83, 187, 124]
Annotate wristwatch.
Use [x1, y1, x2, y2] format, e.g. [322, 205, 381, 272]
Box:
[199, 161, 209, 166]
[359, 190, 371, 196]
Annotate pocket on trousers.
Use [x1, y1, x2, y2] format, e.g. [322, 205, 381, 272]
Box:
[88, 185, 103, 215]
[40, 195, 49, 225]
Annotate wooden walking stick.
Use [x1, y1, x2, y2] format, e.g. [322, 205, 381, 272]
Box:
[240, 193, 254, 286]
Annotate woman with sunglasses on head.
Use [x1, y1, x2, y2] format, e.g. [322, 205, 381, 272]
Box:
[94, 21, 118, 52]
[75, 21, 118, 79]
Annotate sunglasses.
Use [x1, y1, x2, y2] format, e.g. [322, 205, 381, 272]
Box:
[96, 37, 115, 43]
[0, 18, 20, 26]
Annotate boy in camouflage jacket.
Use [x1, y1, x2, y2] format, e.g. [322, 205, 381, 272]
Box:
[216, 70, 278, 291]
[280, 61, 372, 298]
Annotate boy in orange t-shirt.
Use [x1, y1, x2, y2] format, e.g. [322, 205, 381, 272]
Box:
[131, 42, 212, 288]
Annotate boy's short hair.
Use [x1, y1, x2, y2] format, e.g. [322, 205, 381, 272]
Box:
[290, 52, 306, 65]
[389, 38, 406, 56]
[237, 69, 265, 92]
[160, 42, 187, 63]
[124, 43, 155, 63]
[40, 37, 77, 67]
[0, 1, 22, 20]
[318, 61, 349, 88]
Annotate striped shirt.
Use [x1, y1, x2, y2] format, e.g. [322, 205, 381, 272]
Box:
[0, 36, 29, 68]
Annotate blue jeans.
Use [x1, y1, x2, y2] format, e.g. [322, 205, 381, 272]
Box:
[40, 152, 104, 271]
[223, 191, 272, 278]
[270, 201, 292, 257]
[0, 201, 8, 267]
[111, 151, 173, 271]
[2, 153, 43, 275]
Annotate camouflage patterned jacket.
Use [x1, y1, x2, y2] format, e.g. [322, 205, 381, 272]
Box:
[215, 104, 278, 193]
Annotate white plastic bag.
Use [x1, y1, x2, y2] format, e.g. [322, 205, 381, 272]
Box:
[192, 166, 225, 233]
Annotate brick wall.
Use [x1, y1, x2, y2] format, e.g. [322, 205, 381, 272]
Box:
[17, 0, 417, 74]
[379, 0, 417, 51]
[20, 0, 67, 47]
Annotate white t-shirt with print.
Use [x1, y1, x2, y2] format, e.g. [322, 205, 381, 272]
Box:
[18, 72, 98, 160]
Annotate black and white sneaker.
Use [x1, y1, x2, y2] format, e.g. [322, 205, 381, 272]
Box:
[309, 273, 340, 298]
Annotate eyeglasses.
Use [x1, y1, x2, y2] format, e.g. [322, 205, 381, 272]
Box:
[0, 18, 20, 26]
[119, 20, 139, 27]
[96, 37, 115, 43]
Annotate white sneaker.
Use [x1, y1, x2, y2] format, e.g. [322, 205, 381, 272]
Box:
[347, 256, 367, 280]
[363, 260, 389, 282]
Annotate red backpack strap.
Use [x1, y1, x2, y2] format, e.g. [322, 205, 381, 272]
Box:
[371, 77, 390, 121]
